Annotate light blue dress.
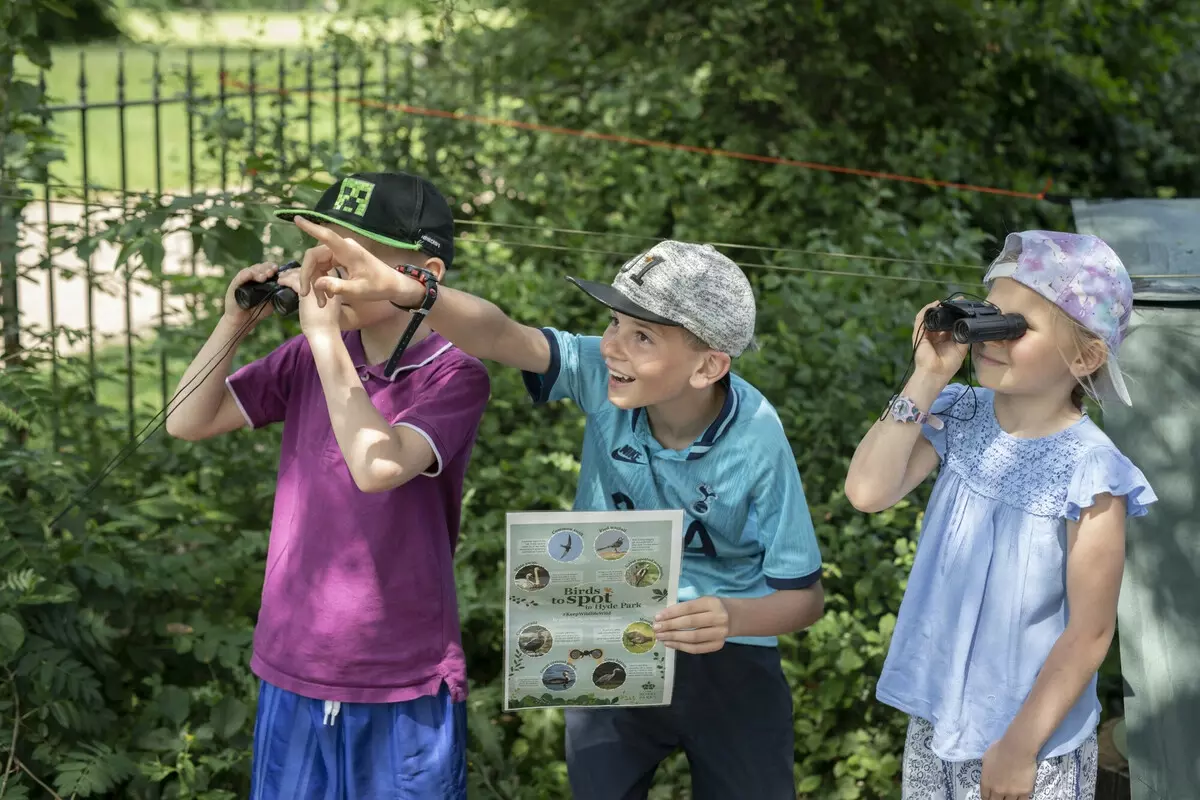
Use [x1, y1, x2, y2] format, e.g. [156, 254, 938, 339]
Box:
[876, 383, 1156, 762]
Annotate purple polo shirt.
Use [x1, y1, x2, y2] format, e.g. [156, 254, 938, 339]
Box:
[225, 329, 489, 704]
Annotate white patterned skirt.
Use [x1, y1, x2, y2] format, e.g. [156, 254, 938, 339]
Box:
[902, 717, 1098, 800]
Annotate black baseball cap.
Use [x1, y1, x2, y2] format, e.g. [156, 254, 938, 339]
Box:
[274, 171, 456, 268]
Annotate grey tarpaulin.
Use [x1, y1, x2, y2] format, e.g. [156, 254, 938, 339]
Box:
[1072, 198, 1200, 800]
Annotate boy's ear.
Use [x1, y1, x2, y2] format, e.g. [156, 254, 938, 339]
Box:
[690, 350, 732, 389]
[423, 257, 446, 282]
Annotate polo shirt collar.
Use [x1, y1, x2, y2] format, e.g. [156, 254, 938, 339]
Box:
[631, 375, 739, 461]
[347, 330, 453, 381]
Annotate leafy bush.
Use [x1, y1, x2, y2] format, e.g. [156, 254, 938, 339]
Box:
[1, 363, 275, 799]
[34, 1, 121, 45]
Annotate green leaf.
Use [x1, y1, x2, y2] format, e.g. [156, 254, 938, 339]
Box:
[22, 39, 51, 70]
[0, 613, 25, 662]
[210, 696, 248, 739]
[467, 703, 504, 764]
[113, 238, 141, 274]
[54, 743, 135, 797]
[157, 686, 191, 727]
[8, 82, 44, 115]
[194, 636, 218, 663]
[136, 727, 182, 753]
[16, 582, 79, 605]
[140, 237, 167, 280]
[216, 220, 265, 265]
[39, 0, 78, 19]
[835, 649, 865, 674]
[0, 783, 30, 800]
[797, 774, 822, 794]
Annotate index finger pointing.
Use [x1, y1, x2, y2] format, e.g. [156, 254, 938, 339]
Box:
[294, 214, 331, 242]
[294, 218, 347, 285]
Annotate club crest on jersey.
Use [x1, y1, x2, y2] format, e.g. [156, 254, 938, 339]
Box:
[692, 483, 717, 515]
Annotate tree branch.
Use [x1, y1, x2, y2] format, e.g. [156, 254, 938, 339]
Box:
[0, 667, 17, 799]
[17, 758, 64, 800]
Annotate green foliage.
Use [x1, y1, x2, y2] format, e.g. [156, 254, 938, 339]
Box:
[2, 0, 1198, 797]
[0, 330, 283, 796]
[127, 1, 334, 10]
[35, 1, 122, 45]
[3, 0, 73, 388]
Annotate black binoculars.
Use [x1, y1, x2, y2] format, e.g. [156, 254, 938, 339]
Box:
[234, 260, 301, 316]
[924, 298, 1027, 344]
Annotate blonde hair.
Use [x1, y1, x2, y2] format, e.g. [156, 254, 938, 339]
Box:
[1054, 307, 1108, 410]
[681, 328, 711, 351]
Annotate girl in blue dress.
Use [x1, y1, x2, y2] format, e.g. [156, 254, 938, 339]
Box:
[845, 230, 1157, 799]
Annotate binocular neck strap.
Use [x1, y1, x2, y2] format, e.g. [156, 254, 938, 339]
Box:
[383, 265, 440, 379]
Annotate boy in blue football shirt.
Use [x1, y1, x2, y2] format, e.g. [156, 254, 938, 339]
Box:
[292, 218, 825, 800]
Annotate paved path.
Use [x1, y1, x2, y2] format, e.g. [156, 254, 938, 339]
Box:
[13, 199, 224, 356]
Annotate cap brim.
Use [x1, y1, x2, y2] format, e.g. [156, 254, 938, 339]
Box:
[566, 277, 679, 327]
[1100, 354, 1133, 406]
[983, 260, 1017, 285]
[273, 209, 422, 252]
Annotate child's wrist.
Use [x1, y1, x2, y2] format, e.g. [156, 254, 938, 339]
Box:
[305, 326, 342, 345]
[721, 597, 742, 638]
[996, 728, 1040, 760]
[898, 370, 949, 409]
[217, 312, 255, 337]
[388, 265, 426, 308]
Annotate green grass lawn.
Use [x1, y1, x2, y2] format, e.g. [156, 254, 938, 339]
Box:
[23, 44, 405, 193]
[119, 10, 418, 48]
[93, 336, 194, 423]
[16, 8, 511, 193]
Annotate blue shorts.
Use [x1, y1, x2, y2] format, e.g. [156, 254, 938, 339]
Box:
[250, 680, 467, 800]
[564, 643, 796, 800]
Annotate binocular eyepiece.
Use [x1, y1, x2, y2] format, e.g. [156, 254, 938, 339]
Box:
[924, 299, 1027, 344]
[234, 260, 302, 316]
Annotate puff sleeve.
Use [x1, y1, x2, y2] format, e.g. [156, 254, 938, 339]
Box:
[1064, 446, 1157, 520]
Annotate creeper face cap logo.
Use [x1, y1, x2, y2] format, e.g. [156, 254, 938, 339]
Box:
[333, 177, 375, 217]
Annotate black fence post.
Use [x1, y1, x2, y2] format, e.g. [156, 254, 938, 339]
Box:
[219, 46, 229, 193]
[153, 50, 169, 408]
[305, 50, 315, 161]
[39, 69, 60, 448]
[381, 44, 394, 170]
[117, 49, 134, 440]
[332, 49, 342, 160]
[0, 35, 19, 371]
[248, 48, 258, 183]
[276, 49, 287, 177]
[357, 51, 367, 152]
[78, 50, 97, 452]
[400, 45, 414, 165]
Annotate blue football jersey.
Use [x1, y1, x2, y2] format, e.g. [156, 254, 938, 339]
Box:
[522, 328, 823, 646]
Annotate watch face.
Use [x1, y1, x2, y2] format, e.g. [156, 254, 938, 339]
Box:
[891, 396, 920, 423]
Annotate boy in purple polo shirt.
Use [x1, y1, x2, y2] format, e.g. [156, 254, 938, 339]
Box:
[166, 172, 489, 799]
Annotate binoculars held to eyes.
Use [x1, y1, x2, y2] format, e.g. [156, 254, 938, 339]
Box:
[924, 299, 1027, 344]
[235, 260, 302, 316]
